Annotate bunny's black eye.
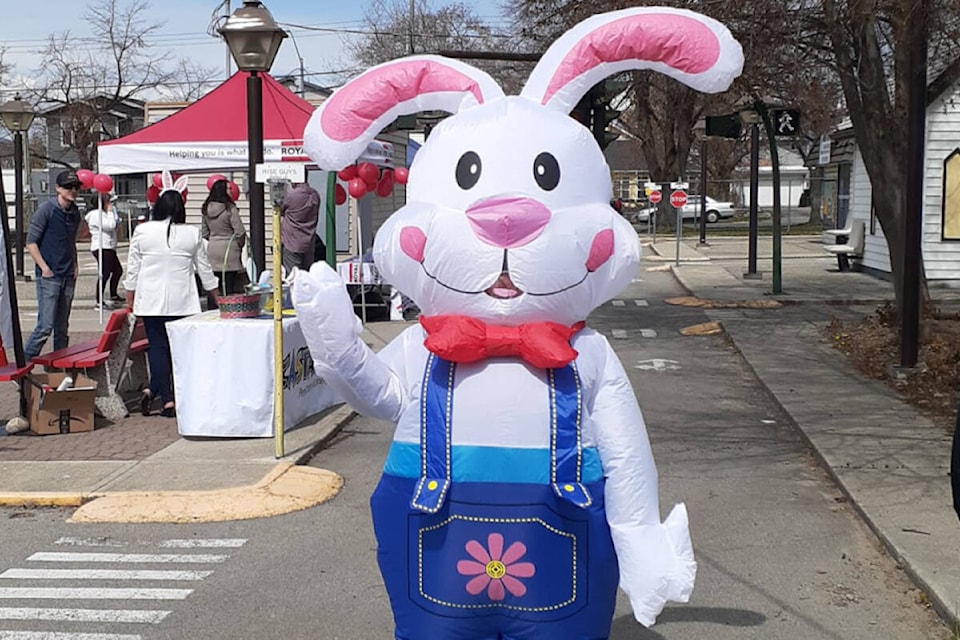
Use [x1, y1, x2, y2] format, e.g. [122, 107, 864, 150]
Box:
[455, 151, 482, 190]
[533, 152, 560, 191]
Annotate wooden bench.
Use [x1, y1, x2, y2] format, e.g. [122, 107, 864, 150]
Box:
[35, 308, 138, 421]
[824, 219, 865, 272]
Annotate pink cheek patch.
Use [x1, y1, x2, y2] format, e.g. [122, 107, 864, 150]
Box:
[400, 226, 427, 263]
[585, 229, 615, 272]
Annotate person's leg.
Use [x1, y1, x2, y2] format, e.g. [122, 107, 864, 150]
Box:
[105, 249, 123, 298]
[142, 317, 173, 405]
[281, 245, 302, 274]
[24, 277, 59, 360]
[91, 250, 104, 304]
[52, 277, 75, 351]
[300, 236, 316, 271]
[224, 271, 238, 295]
[157, 316, 181, 412]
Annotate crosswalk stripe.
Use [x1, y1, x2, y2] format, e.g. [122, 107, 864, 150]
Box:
[53, 539, 124, 549]
[28, 553, 227, 564]
[0, 588, 191, 600]
[640, 329, 658, 338]
[1, 570, 212, 581]
[611, 330, 628, 339]
[0, 607, 169, 623]
[634, 299, 649, 306]
[158, 540, 246, 549]
[0, 633, 142, 639]
[611, 300, 625, 307]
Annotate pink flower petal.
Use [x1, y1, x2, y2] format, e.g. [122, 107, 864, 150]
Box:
[465, 539, 490, 563]
[487, 578, 505, 601]
[466, 574, 490, 595]
[501, 575, 527, 597]
[487, 533, 504, 561]
[500, 541, 527, 565]
[505, 561, 535, 578]
[457, 560, 487, 576]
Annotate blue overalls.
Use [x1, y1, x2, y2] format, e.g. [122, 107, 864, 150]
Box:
[370, 354, 619, 640]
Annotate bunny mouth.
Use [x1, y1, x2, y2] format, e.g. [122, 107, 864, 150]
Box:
[485, 272, 523, 299]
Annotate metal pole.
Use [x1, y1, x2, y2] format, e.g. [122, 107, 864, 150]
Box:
[699, 137, 707, 245]
[0, 166, 26, 369]
[247, 71, 266, 274]
[745, 123, 760, 278]
[12, 131, 25, 277]
[675, 203, 682, 268]
[900, 0, 927, 369]
[272, 197, 284, 458]
[408, 0, 416, 55]
[325, 171, 337, 268]
[224, 0, 232, 79]
[758, 102, 783, 294]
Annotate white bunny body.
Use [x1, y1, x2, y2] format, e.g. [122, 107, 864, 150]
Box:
[293, 8, 743, 638]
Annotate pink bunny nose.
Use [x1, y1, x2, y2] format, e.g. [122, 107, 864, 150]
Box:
[465, 197, 552, 249]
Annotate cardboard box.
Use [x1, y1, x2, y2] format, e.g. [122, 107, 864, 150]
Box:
[25, 373, 97, 435]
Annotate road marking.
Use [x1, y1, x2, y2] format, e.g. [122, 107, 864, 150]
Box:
[635, 359, 681, 372]
[1, 570, 212, 581]
[611, 330, 628, 339]
[634, 300, 649, 307]
[28, 553, 227, 564]
[631, 278, 643, 283]
[158, 539, 246, 549]
[53, 539, 124, 548]
[640, 329, 658, 338]
[0, 633, 142, 640]
[0, 608, 168, 623]
[612, 300, 625, 307]
[0, 588, 191, 600]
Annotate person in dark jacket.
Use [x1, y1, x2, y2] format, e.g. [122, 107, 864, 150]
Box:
[201, 180, 246, 301]
[280, 182, 321, 272]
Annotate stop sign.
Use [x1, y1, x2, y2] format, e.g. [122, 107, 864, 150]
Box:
[648, 190, 662, 204]
[670, 190, 688, 208]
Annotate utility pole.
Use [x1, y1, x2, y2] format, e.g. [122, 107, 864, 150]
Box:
[409, 0, 416, 55]
[745, 121, 761, 279]
[223, 0, 232, 79]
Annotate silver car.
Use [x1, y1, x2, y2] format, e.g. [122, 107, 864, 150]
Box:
[634, 196, 736, 224]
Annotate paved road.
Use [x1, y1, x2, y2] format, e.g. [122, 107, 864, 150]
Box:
[0, 263, 947, 639]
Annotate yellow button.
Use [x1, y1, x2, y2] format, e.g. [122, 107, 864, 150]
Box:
[427, 480, 438, 491]
[564, 484, 574, 492]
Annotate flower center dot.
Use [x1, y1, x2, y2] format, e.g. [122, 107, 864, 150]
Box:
[485, 560, 506, 579]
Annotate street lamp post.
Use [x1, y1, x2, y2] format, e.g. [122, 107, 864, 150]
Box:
[694, 119, 708, 246]
[739, 108, 762, 279]
[218, 0, 286, 275]
[0, 94, 36, 279]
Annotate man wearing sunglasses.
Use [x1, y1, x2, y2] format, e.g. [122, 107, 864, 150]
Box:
[23, 170, 83, 360]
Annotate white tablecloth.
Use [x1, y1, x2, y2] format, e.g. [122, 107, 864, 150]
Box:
[167, 311, 341, 437]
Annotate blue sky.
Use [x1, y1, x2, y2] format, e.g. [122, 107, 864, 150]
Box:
[1, 0, 508, 92]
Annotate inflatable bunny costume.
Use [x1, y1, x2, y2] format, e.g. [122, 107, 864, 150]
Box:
[294, 7, 742, 639]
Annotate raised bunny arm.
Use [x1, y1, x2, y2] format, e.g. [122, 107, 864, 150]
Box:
[291, 262, 404, 422]
[590, 339, 696, 627]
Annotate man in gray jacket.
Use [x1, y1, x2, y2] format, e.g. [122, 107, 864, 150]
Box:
[280, 182, 321, 272]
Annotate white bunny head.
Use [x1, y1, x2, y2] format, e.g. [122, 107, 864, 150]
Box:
[304, 7, 743, 326]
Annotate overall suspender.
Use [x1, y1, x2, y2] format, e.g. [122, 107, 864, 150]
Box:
[411, 355, 592, 514]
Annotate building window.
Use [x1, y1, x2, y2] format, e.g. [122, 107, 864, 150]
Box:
[942, 149, 960, 241]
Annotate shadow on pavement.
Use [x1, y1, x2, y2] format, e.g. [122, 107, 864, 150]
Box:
[610, 606, 765, 638]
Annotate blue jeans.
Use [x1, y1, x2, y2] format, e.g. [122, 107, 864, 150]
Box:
[24, 276, 76, 360]
[141, 316, 183, 405]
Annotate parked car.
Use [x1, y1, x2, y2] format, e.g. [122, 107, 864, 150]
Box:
[634, 196, 736, 224]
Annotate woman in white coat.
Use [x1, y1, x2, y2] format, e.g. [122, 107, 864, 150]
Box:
[124, 187, 219, 417]
[85, 192, 123, 309]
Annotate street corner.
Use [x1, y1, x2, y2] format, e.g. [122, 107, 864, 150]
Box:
[67, 463, 345, 524]
[679, 321, 723, 336]
[664, 296, 783, 310]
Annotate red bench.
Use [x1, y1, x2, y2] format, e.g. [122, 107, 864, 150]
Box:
[33, 309, 129, 370]
[0, 339, 34, 383]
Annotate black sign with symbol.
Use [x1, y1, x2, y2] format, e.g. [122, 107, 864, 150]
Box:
[771, 109, 800, 136]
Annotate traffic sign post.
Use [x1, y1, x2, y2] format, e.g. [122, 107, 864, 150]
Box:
[670, 190, 688, 208]
[670, 189, 687, 267]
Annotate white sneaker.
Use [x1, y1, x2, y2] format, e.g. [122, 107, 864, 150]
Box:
[93, 301, 111, 310]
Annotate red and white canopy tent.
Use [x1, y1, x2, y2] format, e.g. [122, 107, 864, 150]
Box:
[97, 71, 392, 174]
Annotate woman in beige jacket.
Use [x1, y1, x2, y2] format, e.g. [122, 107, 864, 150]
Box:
[201, 180, 246, 302]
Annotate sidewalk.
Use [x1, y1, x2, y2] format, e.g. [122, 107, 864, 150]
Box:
[655, 235, 960, 629]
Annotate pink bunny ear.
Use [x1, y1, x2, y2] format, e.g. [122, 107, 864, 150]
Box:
[303, 54, 504, 170]
[521, 7, 743, 113]
[159, 169, 188, 198]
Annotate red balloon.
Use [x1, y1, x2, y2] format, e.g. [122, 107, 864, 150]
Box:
[337, 165, 358, 182]
[347, 177, 367, 199]
[206, 174, 227, 190]
[93, 174, 113, 193]
[152, 172, 163, 189]
[394, 166, 409, 185]
[146, 184, 160, 204]
[376, 170, 395, 197]
[357, 162, 379, 184]
[334, 183, 347, 205]
[181, 187, 188, 203]
[77, 169, 95, 189]
[227, 181, 240, 202]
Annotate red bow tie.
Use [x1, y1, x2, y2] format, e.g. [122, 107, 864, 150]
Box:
[419, 315, 586, 369]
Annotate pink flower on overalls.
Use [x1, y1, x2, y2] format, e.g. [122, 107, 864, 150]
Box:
[457, 532, 536, 600]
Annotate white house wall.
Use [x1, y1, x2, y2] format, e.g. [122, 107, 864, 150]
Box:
[924, 86, 960, 282]
[850, 148, 891, 273]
